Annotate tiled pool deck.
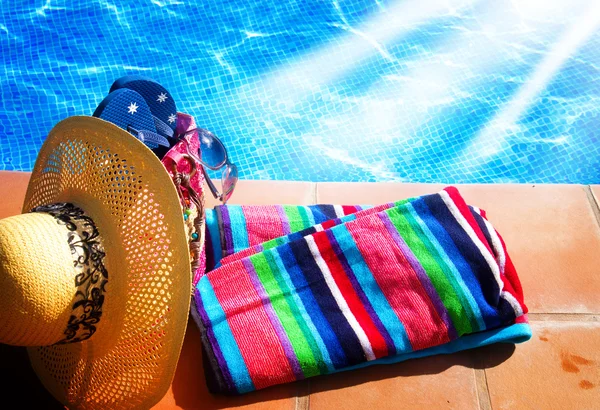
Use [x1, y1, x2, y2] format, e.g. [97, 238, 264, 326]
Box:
[1, 171, 599, 409]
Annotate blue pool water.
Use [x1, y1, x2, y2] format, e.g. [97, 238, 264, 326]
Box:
[1, 0, 600, 183]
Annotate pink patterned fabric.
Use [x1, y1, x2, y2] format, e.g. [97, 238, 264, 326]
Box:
[161, 112, 206, 285]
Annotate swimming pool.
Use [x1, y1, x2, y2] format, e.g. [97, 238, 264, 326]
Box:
[1, 0, 600, 183]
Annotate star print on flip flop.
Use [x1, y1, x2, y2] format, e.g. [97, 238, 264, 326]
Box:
[93, 88, 164, 153]
[109, 76, 178, 132]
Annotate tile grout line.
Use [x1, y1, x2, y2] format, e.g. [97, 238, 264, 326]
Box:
[528, 313, 598, 322]
[312, 183, 318, 205]
[474, 368, 493, 410]
[295, 394, 310, 410]
[295, 380, 310, 410]
[584, 185, 600, 229]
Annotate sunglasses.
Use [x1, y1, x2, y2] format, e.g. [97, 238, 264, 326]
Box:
[177, 128, 238, 204]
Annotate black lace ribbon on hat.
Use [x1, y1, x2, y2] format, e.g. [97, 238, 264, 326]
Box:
[32, 203, 108, 344]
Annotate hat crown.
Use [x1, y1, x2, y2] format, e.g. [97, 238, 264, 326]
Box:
[13, 116, 193, 409]
[0, 212, 81, 346]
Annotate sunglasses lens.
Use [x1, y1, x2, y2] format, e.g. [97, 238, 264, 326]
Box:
[221, 164, 238, 203]
[198, 129, 227, 169]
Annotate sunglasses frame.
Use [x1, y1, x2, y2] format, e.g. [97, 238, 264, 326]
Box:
[176, 129, 238, 203]
[200, 162, 238, 203]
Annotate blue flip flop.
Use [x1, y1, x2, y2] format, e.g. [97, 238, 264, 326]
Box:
[109, 75, 178, 135]
[93, 88, 170, 152]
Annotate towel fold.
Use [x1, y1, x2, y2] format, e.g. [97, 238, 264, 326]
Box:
[204, 203, 371, 273]
[193, 187, 530, 395]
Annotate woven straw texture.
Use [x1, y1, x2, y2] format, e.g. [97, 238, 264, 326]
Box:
[22, 117, 191, 409]
[0, 213, 78, 346]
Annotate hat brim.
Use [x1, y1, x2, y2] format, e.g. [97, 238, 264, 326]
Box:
[23, 116, 191, 409]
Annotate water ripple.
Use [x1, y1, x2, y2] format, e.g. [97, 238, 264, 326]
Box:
[0, 0, 599, 183]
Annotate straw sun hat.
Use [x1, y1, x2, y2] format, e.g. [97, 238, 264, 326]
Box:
[0, 116, 193, 409]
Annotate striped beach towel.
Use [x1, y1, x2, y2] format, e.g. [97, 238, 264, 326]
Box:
[193, 187, 530, 395]
[204, 203, 373, 272]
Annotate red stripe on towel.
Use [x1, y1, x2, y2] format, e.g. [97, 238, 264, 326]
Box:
[342, 205, 359, 215]
[444, 187, 495, 257]
[494, 228, 527, 313]
[242, 205, 285, 247]
[208, 260, 296, 388]
[346, 213, 450, 350]
[313, 230, 389, 358]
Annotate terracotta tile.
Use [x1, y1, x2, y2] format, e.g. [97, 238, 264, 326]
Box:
[152, 318, 298, 410]
[319, 183, 600, 314]
[483, 321, 600, 409]
[205, 180, 316, 208]
[316, 182, 444, 204]
[456, 185, 600, 314]
[309, 352, 479, 410]
[0, 172, 317, 215]
[0, 171, 31, 219]
[590, 185, 600, 219]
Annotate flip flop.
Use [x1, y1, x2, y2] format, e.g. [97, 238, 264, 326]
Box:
[109, 75, 178, 135]
[93, 88, 170, 152]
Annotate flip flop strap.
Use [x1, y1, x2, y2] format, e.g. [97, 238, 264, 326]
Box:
[154, 115, 175, 139]
[128, 126, 171, 148]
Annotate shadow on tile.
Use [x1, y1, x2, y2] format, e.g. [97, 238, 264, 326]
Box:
[170, 316, 516, 408]
[168, 318, 299, 410]
[1, 315, 517, 410]
[307, 343, 516, 394]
